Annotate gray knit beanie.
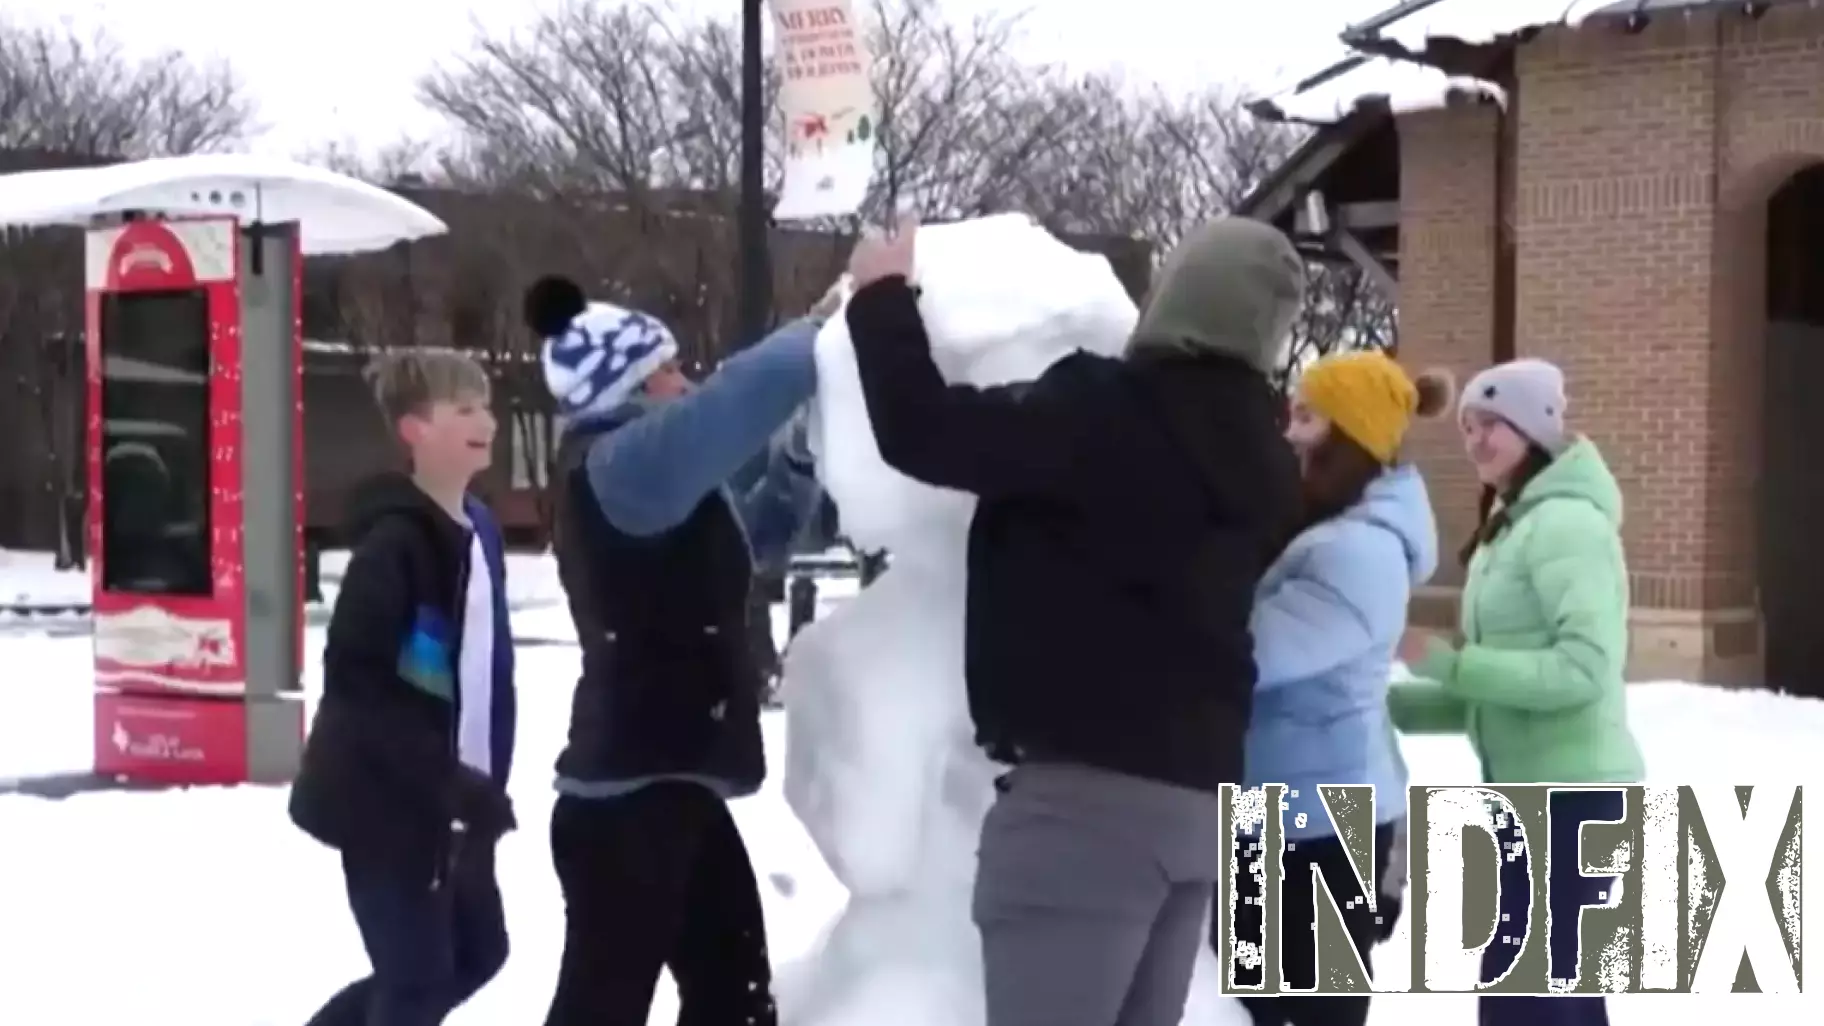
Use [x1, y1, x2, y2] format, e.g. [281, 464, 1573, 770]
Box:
[1458, 358, 1569, 455]
[1125, 217, 1305, 375]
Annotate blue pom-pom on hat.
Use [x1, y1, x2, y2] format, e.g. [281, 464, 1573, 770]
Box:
[540, 301, 680, 419]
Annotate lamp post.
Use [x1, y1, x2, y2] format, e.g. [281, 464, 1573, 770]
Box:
[737, 0, 772, 350]
[739, 0, 784, 671]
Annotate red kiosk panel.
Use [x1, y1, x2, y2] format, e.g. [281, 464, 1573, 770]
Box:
[85, 217, 301, 783]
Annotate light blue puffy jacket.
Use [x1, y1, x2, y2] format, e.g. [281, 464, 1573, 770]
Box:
[1245, 463, 1438, 840]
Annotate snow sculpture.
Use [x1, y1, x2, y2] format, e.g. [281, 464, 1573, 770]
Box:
[775, 214, 1242, 1026]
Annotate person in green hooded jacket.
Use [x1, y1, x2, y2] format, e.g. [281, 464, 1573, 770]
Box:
[1390, 357, 1643, 1026]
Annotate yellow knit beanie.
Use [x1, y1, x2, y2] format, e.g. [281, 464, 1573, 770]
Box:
[1297, 351, 1453, 464]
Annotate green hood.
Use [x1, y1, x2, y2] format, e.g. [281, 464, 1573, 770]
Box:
[1125, 218, 1305, 374]
[1508, 436, 1623, 527]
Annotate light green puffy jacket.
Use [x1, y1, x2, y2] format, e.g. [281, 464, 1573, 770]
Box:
[1390, 437, 1645, 783]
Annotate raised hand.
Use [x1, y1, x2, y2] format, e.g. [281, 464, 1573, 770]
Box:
[810, 281, 847, 322]
[848, 212, 918, 290]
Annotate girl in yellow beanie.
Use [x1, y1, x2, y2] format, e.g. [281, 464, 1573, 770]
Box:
[1287, 351, 1454, 520]
[1222, 350, 1451, 1026]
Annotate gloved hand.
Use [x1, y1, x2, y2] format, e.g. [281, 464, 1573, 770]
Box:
[450, 764, 517, 840]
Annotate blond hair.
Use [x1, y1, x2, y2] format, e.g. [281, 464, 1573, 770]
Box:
[363, 349, 491, 425]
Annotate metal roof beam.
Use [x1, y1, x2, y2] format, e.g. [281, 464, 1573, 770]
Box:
[1340, 0, 1452, 45]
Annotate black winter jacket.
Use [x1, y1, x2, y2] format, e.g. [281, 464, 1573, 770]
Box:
[289, 475, 516, 878]
[847, 276, 1301, 795]
[547, 417, 771, 792]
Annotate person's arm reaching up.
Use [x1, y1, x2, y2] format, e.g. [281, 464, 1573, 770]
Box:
[585, 318, 819, 536]
[846, 275, 1090, 499]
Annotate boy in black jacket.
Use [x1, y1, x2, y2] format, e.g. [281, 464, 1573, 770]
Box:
[291, 350, 519, 1026]
[843, 215, 1304, 1026]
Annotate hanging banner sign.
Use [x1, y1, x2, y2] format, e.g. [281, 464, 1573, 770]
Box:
[769, 0, 877, 221]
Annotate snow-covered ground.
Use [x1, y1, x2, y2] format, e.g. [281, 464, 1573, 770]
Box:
[0, 548, 89, 609]
[0, 561, 1817, 1023]
[0, 546, 856, 635]
[0, 547, 578, 617]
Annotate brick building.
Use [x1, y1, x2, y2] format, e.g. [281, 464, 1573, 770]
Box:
[1243, 0, 1824, 694]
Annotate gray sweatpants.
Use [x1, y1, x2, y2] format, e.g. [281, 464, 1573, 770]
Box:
[972, 761, 1228, 1026]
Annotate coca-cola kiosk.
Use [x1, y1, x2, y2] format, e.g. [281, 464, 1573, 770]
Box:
[0, 156, 448, 786]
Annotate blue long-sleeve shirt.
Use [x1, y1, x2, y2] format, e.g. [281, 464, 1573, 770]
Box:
[582, 317, 822, 571]
[555, 317, 824, 800]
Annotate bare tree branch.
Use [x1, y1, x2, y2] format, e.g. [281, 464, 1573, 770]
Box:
[295, 138, 440, 185]
[974, 71, 1390, 377]
[0, 17, 257, 560]
[0, 17, 256, 156]
[409, 0, 1392, 384]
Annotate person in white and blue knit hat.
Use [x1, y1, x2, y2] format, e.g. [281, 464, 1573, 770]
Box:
[524, 273, 834, 1026]
[540, 294, 690, 417]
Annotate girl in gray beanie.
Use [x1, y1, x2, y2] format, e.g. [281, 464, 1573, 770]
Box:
[1390, 355, 1643, 1026]
[1459, 357, 1570, 461]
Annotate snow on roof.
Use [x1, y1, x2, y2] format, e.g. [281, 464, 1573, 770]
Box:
[1352, 0, 1625, 53]
[1250, 0, 1699, 125]
[1248, 54, 1507, 125]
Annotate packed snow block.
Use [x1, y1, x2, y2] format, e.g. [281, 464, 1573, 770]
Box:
[777, 214, 1137, 1026]
[780, 564, 973, 896]
[804, 213, 1140, 556]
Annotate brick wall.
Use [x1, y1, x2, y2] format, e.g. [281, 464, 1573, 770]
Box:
[1514, 20, 1722, 619]
[1400, 4, 1824, 684]
[1396, 106, 1501, 596]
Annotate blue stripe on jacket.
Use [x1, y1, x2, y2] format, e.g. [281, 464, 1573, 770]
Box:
[398, 607, 456, 701]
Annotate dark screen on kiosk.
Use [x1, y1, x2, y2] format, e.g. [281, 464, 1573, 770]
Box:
[98, 288, 213, 597]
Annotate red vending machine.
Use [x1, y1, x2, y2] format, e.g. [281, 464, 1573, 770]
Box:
[86, 215, 306, 784]
[0, 155, 447, 788]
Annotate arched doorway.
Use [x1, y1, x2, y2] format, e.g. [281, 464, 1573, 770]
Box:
[1759, 162, 1824, 696]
